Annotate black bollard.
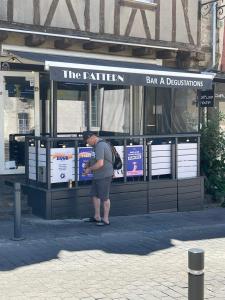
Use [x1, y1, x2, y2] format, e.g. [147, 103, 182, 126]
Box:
[12, 182, 24, 241]
[188, 248, 204, 300]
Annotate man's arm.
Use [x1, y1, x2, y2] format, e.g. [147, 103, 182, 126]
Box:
[85, 142, 105, 174]
[89, 160, 104, 171]
[84, 159, 104, 175]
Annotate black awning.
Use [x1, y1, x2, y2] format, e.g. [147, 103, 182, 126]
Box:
[11, 50, 214, 89]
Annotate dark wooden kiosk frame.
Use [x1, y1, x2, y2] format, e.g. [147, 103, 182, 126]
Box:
[21, 52, 213, 219]
[25, 134, 204, 219]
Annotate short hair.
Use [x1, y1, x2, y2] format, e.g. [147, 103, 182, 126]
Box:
[82, 131, 96, 142]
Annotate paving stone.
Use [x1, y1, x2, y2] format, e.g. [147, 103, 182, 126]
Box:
[0, 208, 225, 299]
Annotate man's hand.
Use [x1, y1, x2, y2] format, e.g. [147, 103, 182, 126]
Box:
[84, 160, 104, 175]
[84, 167, 91, 175]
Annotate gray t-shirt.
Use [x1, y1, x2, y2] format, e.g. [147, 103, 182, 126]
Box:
[92, 139, 113, 179]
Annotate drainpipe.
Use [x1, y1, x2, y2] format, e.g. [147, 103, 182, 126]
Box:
[206, 2, 217, 126]
[212, 2, 217, 69]
[201, 3, 217, 127]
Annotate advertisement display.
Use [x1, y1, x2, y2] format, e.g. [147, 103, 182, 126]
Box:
[49, 145, 144, 182]
[113, 146, 124, 178]
[78, 147, 94, 181]
[78, 146, 125, 180]
[50, 148, 75, 183]
[126, 145, 143, 177]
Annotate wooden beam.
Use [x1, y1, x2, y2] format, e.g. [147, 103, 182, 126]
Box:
[120, 0, 157, 11]
[114, 0, 120, 35]
[177, 51, 190, 60]
[54, 38, 73, 49]
[82, 42, 102, 50]
[176, 51, 198, 68]
[84, 0, 90, 31]
[0, 31, 8, 42]
[132, 47, 156, 58]
[196, 52, 205, 62]
[25, 35, 46, 47]
[189, 51, 206, 61]
[176, 58, 191, 69]
[181, 0, 194, 45]
[156, 50, 177, 59]
[33, 0, 40, 25]
[108, 45, 126, 52]
[177, 50, 205, 63]
[7, 0, 14, 22]
[176, 51, 186, 68]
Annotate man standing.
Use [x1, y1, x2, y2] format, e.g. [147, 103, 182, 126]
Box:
[83, 131, 113, 226]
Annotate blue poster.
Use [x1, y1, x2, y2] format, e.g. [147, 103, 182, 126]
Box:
[78, 147, 94, 181]
[126, 145, 143, 177]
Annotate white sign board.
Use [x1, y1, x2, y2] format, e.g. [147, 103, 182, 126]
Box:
[28, 146, 36, 180]
[50, 148, 75, 183]
[177, 143, 197, 179]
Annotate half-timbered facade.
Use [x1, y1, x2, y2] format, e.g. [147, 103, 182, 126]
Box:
[0, 0, 206, 63]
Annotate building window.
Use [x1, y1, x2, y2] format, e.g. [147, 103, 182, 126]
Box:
[18, 113, 29, 134]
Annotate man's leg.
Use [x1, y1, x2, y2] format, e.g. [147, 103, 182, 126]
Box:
[90, 180, 101, 221]
[103, 199, 110, 224]
[102, 177, 112, 224]
[93, 196, 101, 221]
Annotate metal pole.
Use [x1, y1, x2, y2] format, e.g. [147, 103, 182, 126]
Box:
[12, 182, 24, 241]
[53, 81, 57, 137]
[88, 83, 91, 131]
[124, 139, 127, 183]
[188, 248, 204, 300]
[50, 80, 54, 137]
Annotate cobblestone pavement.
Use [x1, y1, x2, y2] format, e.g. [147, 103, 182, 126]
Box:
[0, 208, 225, 300]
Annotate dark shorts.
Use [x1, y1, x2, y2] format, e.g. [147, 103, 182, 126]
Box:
[90, 176, 112, 201]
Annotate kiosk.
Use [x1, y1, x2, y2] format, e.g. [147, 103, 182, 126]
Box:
[16, 51, 214, 219]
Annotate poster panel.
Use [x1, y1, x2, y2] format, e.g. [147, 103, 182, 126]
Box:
[78, 146, 125, 180]
[50, 148, 75, 183]
[78, 147, 94, 181]
[126, 145, 143, 177]
[113, 146, 124, 178]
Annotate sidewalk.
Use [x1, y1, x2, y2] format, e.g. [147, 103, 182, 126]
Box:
[0, 207, 225, 299]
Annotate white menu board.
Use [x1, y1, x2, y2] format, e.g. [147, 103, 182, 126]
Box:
[50, 148, 75, 183]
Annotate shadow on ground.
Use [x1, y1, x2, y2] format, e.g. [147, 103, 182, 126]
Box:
[0, 207, 225, 271]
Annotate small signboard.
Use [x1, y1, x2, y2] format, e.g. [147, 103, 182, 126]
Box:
[197, 89, 214, 107]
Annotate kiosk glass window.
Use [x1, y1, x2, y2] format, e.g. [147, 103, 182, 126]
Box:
[91, 85, 130, 134]
[213, 83, 225, 131]
[57, 83, 88, 133]
[144, 87, 198, 134]
[133, 86, 144, 135]
[171, 88, 198, 133]
[144, 87, 171, 134]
